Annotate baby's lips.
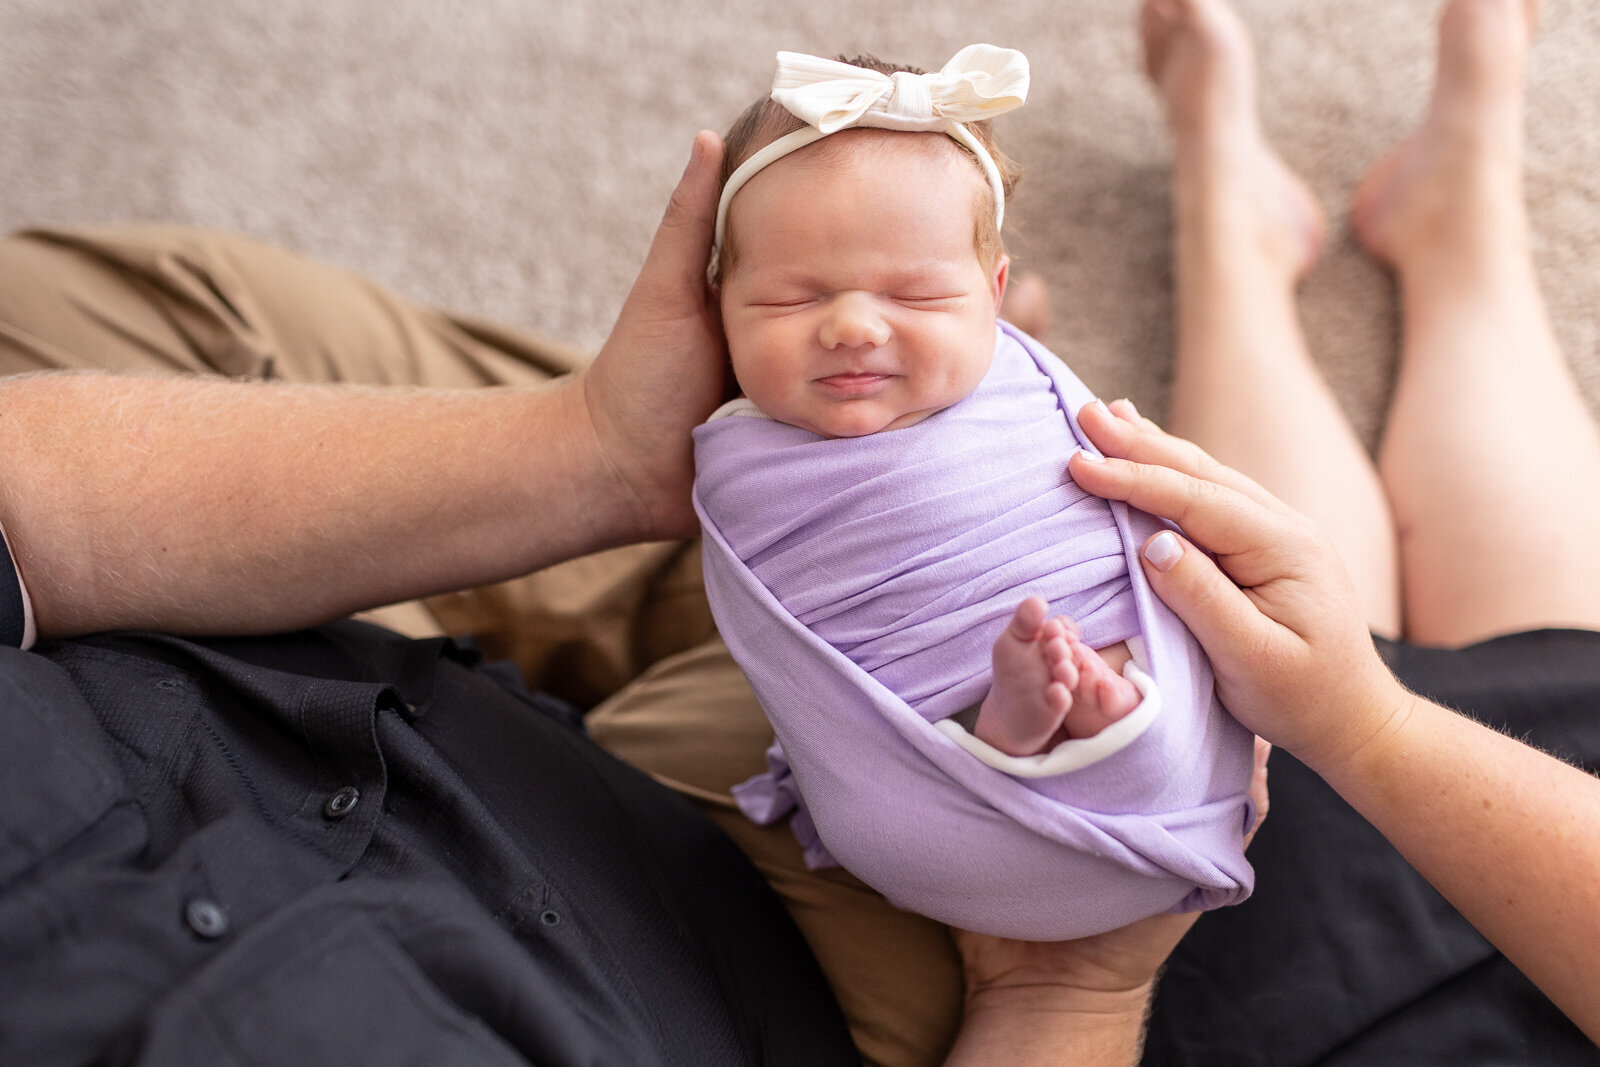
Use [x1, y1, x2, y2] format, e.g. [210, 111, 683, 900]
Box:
[814, 368, 894, 383]
[814, 372, 892, 395]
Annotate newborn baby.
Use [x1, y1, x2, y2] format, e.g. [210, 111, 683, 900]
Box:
[693, 46, 1255, 939]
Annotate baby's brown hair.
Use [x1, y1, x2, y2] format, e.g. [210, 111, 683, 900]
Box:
[716, 53, 1022, 283]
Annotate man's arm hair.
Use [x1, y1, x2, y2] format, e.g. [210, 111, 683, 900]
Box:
[0, 371, 637, 639]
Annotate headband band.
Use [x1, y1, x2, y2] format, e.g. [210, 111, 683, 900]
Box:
[713, 45, 1030, 254]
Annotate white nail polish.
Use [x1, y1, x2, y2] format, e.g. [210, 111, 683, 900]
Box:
[1144, 530, 1183, 572]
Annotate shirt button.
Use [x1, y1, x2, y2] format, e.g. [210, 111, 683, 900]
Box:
[324, 785, 361, 820]
[185, 898, 229, 939]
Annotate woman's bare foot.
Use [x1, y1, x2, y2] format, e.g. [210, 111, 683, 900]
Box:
[1350, 0, 1540, 271]
[975, 598, 1140, 756]
[1140, 0, 1325, 283]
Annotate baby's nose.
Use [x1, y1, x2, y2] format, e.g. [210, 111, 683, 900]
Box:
[818, 292, 890, 350]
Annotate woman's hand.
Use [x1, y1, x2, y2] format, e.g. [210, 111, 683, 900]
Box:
[1067, 400, 1415, 771]
[1064, 401, 1600, 1043]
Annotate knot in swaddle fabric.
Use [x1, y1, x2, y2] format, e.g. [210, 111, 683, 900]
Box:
[693, 325, 1255, 939]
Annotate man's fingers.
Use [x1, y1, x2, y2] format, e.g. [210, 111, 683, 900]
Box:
[1243, 736, 1272, 846]
[1076, 401, 1281, 511]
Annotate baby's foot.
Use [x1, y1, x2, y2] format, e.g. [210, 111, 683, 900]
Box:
[976, 600, 1143, 755]
[1350, 0, 1539, 271]
[1061, 638, 1141, 740]
[1140, 0, 1326, 282]
[976, 597, 1077, 756]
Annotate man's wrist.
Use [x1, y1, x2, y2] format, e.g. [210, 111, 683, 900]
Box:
[574, 365, 699, 545]
[948, 981, 1153, 1065]
[539, 370, 662, 553]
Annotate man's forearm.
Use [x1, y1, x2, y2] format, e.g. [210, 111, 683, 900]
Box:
[0, 132, 727, 641]
[0, 370, 652, 639]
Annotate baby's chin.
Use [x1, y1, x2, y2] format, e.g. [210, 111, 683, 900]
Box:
[806, 406, 941, 439]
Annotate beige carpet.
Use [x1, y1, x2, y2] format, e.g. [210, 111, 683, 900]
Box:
[4, 0, 1597, 445]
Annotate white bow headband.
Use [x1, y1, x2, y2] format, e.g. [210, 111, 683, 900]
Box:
[713, 44, 1030, 253]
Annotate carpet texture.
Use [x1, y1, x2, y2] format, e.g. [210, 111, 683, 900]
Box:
[3, 0, 1597, 442]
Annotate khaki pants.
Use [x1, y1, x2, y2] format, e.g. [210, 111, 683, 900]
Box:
[0, 226, 960, 1066]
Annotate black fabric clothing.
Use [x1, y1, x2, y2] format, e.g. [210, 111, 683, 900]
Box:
[0, 621, 856, 1066]
[6, 519, 1599, 1063]
[0, 523, 23, 648]
[1145, 629, 1600, 1065]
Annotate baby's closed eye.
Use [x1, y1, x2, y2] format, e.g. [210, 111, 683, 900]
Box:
[753, 297, 819, 309]
[894, 293, 966, 309]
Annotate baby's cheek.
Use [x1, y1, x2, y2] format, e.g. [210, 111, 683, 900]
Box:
[724, 329, 759, 390]
[727, 350, 779, 410]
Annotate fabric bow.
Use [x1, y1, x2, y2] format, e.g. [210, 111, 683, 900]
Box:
[771, 44, 1029, 134]
[712, 44, 1030, 253]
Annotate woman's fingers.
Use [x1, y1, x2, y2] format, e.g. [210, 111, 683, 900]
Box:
[1077, 400, 1282, 511]
[1069, 402, 1409, 762]
[1134, 527, 1288, 671]
[1069, 450, 1299, 586]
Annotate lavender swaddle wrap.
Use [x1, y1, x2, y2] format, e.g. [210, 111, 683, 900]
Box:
[693, 323, 1255, 939]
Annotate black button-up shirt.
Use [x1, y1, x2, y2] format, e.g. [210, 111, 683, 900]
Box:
[0, 548, 851, 1065]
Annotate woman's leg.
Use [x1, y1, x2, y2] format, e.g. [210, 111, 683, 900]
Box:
[1141, 0, 1402, 637]
[1351, 0, 1600, 646]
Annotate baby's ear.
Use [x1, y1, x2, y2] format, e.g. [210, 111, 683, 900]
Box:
[991, 254, 1011, 307]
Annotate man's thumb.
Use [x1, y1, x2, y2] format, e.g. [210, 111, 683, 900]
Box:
[637, 130, 723, 296]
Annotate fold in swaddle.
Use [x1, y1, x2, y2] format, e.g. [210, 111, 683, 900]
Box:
[693, 323, 1255, 939]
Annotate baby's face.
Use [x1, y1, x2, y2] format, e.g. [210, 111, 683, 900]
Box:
[719, 131, 1007, 439]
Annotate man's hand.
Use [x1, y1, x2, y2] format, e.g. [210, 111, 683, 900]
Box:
[945, 737, 1270, 1065]
[946, 910, 1196, 1065]
[581, 130, 728, 541]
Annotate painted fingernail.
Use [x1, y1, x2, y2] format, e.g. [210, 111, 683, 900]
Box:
[1073, 448, 1105, 464]
[1144, 530, 1184, 572]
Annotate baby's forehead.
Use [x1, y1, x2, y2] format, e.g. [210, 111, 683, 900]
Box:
[719, 125, 1000, 278]
[740, 129, 989, 221]
[794, 127, 982, 178]
[738, 132, 988, 232]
